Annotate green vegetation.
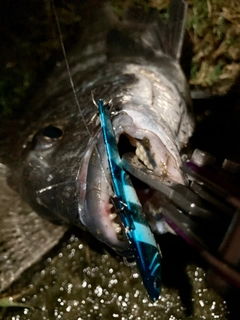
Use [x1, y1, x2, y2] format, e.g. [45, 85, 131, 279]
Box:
[186, 0, 240, 92]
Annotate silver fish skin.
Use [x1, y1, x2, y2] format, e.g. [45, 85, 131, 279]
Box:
[2, 0, 194, 255]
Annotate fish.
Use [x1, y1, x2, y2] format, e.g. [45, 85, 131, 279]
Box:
[0, 0, 194, 290]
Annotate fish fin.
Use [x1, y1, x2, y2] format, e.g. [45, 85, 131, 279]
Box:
[106, 0, 187, 61]
[0, 164, 67, 292]
[167, 0, 188, 60]
[141, 0, 187, 60]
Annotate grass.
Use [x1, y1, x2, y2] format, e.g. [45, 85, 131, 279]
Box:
[186, 0, 240, 92]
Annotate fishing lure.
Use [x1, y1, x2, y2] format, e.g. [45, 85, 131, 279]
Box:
[98, 99, 162, 301]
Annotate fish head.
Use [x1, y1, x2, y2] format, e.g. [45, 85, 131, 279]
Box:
[4, 57, 194, 257]
[3, 57, 194, 257]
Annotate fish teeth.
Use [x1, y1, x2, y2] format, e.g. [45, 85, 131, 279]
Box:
[109, 213, 117, 220]
[112, 222, 121, 233]
[112, 222, 119, 228]
[108, 203, 122, 233]
[135, 141, 154, 170]
[115, 226, 122, 234]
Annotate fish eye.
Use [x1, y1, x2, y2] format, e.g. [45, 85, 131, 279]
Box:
[42, 125, 63, 139]
[32, 125, 63, 150]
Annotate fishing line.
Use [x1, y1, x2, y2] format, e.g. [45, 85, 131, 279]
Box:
[51, 0, 114, 195]
[51, 0, 90, 136]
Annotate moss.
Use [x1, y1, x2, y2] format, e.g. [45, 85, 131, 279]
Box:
[187, 0, 211, 37]
[207, 62, 223, 85]
[190, 62, 199, 80]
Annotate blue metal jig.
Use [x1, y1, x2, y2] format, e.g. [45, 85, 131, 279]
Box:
[98, 99, 162, 301]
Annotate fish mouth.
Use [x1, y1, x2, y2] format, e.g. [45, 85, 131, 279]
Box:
[79, 111, 185, 256]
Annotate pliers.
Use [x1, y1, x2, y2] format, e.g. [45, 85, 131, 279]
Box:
[122, 148, 240, 295]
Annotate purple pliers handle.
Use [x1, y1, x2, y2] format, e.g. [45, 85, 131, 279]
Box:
[181, 149, 240, 295]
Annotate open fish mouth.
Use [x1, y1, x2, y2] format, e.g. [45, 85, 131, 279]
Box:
[79, 111, 185, 255]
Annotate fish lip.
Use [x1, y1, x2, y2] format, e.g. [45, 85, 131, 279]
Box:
[78, 127, 130, 254]
[78, 111, 185, 254]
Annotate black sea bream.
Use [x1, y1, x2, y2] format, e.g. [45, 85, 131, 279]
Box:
[1, 0, 194, 270]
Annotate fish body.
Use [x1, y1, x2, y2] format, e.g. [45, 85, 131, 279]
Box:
[1, 0, 194, 258]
